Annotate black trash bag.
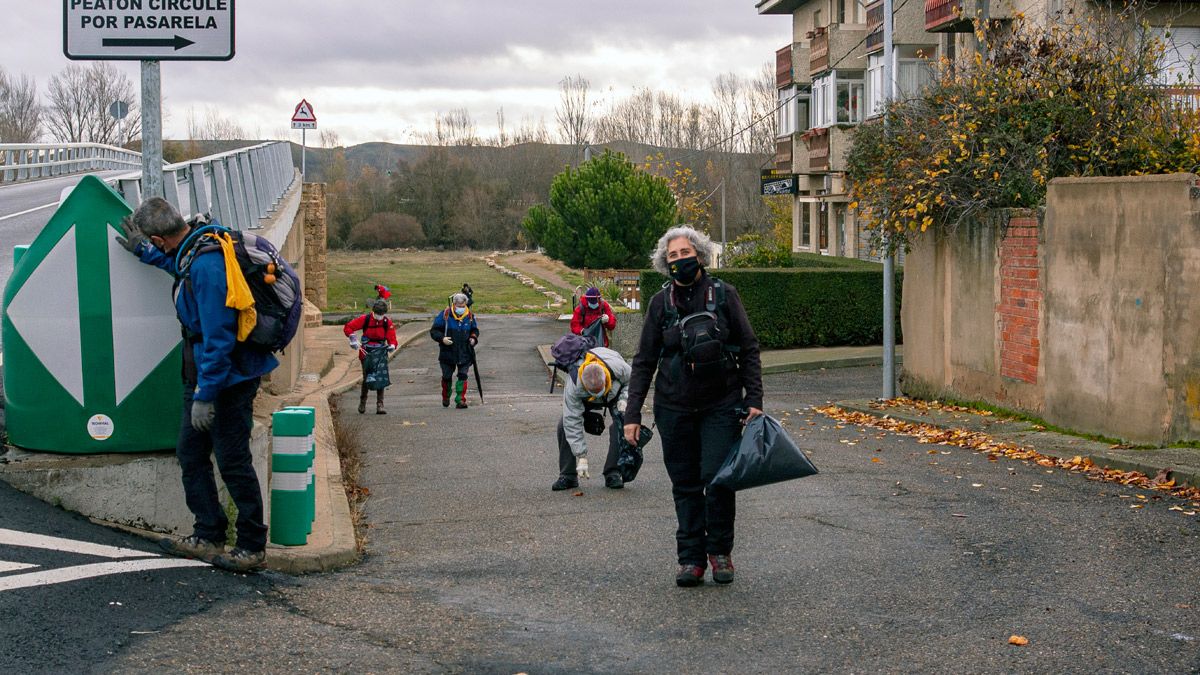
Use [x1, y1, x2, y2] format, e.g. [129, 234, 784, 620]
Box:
[582, 410, 605, 436]
[710, 415, 817, 491]
[617, 424, 653, 483]
[362, 344, 391, 391]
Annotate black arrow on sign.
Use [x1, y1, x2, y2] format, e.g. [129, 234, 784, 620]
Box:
[102, 35, 195, 51]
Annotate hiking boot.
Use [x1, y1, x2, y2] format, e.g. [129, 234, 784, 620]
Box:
[454, 379, 469, 408]
[552, 476, 579, 491]
[708, 554, 735, 584]
[675, 563, 706, 587]
[376, 403, 387, 415]
[441, 379, 451, 408]
[358, 400, 366, 414]
[212, 547, 266, 573]
[605, 474, 624, 489]
[159, 534, 224, 563]
[456, 400, 468, 409]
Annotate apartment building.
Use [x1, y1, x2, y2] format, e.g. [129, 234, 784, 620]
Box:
[757, 0, 1199, 262]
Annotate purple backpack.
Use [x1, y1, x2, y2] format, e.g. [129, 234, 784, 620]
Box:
[548, 333, 595, 392]
[185, 225, 303, 353]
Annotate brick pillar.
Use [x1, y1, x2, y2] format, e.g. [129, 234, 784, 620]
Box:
[997, 216, 1041, 383]
[301, 182, 328, 308]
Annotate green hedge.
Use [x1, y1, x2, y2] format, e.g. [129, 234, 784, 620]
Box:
[639, 267, 902, 349]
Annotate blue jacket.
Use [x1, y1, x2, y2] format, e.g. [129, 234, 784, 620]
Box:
[137, 236, 278, 402]
[429, 308, 479, 365]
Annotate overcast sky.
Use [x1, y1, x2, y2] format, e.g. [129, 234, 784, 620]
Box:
[7, 2, 790, 146]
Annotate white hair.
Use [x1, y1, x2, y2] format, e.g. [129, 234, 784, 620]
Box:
[650, 226, 715, 275]
[580, 362, 608, 395]
[451, 292, 468, 305]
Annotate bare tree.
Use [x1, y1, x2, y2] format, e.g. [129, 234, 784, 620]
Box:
[708, 72, 745, 153]
[555, 75, 593, 146]
[495, 107, 509, 147]
[0, 67, 42, 143]
[319, 129, 341, 148]
[746, 62, 778, 155]
[185, 105, 246, 140]
[44, 63, 139, 145]
[423, 108, 479, 146]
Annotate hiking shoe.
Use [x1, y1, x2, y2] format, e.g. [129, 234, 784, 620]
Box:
[552, 476, 579, 491]
[357, 400, 366, 414]
[376, 405, 387, 415]
[455, 401, 468, 409]
[605, 474, 624, 489]
[212, 547, 266, 573]
[159, 534, 224, 562]
[442, 397, 450, 408]
[708, 554, 735, 584]
[675, 564, 706, 587]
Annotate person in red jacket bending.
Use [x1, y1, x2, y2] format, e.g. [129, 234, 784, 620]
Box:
[571, 286, 617, 347]
[344, 299, 399, 414]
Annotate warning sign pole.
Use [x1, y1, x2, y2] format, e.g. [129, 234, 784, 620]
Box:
[290, 99, 317, 181]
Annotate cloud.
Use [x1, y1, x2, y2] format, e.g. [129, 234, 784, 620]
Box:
[8, 1, 790, 144]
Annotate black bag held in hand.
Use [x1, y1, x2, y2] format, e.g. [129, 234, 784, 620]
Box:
[582, 409, 606, 436]
[710, 415, 817, 491]
[617, 424, 653, 483]
[362, 345, 391, 391]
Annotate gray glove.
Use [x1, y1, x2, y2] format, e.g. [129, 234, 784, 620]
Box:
[441, 336, 453, 346]
[576, 456, 590, 479]
[114, 215, 147, 254]
[191, 399, 215, 431]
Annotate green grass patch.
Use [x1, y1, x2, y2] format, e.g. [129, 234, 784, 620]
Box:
[326, 251, 558, 314]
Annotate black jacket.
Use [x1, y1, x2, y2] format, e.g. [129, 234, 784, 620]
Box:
[625, 271, 763, 425]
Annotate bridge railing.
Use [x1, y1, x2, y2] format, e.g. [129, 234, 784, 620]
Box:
[0, 143, 142, 182]
[113, 141, 296, 232]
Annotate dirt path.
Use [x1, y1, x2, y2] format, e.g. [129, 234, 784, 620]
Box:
[501, 252, 578, 295]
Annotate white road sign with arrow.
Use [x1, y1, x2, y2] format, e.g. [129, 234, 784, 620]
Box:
[63, 0, 235, 61]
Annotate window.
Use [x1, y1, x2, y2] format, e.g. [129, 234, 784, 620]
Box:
[777, 87, 796, 137]
[865, 49, 935, 116]
[800, 202, 812, 248]
[810, 74, 862, 127]
[837, 0, 867, 24]
[811, 75, 832, 127]
[1152, 27, 1200, 85]
[836, 77, 865, 124]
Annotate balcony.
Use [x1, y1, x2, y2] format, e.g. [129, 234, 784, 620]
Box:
[776, 45, 793, 88]
[1162, 85, 1200, 113]
[866, 1, 884, 53]
[800, 126, 855, 173]
[925, 0, 1011, 32]
[808, 23, 869, 77]
[774, 137, 793, 172]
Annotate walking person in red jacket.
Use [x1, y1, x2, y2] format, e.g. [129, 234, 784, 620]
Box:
[344, 299, 399, 414]
[571, 286, 617, 347]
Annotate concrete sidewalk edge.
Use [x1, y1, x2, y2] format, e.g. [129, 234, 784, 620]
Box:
[835, 399, 1200, 490]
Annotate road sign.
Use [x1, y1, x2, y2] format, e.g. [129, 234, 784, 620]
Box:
[108, 100, 128, 120]
[291, 99, 317, 130]
[63, 0, 235, 61]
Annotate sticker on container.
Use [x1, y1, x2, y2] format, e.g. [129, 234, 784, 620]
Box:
[87, 414, 114, 441]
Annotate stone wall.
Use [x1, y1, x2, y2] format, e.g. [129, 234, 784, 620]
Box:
[901, 174, 1200, 445]
[302, 182, 328, 308]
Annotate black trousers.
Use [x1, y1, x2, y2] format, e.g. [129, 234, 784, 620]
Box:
[177, 377, 267, 552]
[557, 410, 623, 479]
[655, 402, 743, 566]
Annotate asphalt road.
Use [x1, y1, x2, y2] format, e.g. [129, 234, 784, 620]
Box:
[79, 314, 1200, 673]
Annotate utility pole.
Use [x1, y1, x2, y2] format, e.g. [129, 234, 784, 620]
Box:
[140, 60, 163, 199]
[881, 0, 897, 399]
[720, 179, 726, 254]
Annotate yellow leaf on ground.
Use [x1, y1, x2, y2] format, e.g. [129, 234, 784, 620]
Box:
[1008, 635, 1029, 646]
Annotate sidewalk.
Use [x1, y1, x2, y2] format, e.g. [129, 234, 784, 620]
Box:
[834, 398, 1200, 491]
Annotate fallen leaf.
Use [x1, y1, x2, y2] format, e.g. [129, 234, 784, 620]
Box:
[871, 457, 882, 463]
[1130, 504, 1144, 509]
[572, 491, 584, 497]
[951, 513, 967, 518]
[972, 483, 983, 487]
[1008, 635, 1029, 646]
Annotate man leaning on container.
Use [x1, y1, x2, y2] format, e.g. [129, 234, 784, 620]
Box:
[116, 198, 275, 573]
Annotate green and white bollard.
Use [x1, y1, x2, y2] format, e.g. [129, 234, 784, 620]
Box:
[283, 406, 317, 534]
[270, 409, 315, 546]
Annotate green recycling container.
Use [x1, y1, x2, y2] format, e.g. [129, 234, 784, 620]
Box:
[2, 176, 182, 453]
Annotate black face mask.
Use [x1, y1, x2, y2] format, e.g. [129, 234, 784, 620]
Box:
[669, 256, 701, 284]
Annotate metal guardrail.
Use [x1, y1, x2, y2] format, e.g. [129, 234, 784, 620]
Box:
[112, 142, 296, 232]
[0, 143, 142, 182]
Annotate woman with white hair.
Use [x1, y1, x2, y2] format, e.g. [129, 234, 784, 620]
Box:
[430, 292, 480, 409]
[623, 225, 763, 587]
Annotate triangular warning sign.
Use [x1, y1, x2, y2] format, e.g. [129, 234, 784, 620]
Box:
[292, 99, 316, 123]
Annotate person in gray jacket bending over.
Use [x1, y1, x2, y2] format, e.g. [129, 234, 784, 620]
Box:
[553, 347, 631, 492]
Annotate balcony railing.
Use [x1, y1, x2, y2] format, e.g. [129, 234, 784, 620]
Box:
[803, 128, 830, 172]
[1162, 85, 1200, 113]
[775, 137, 793, 172]
[866, 1, 884, 53]
[925, 0, 967, 31]
[776, 45, 794, 88]
[809, 28, 829, 74]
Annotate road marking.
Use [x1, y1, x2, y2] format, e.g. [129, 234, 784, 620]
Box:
[0, 528, 153, 559]
[0, 559, 209, 592]
[0, 201, 57, 223]
[0, 561, 38, 573]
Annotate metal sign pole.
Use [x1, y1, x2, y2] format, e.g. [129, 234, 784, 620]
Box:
[881, 0, 896, 399]
[140, 60, 163, 199]
[301, 128, 306, 180]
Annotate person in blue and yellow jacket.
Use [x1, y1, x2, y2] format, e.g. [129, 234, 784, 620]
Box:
[430, 292, 479, 409]
[115, 198, 275, 574]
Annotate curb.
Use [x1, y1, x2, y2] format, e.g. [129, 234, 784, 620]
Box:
[835, 399, 1200, 490]
[761, 355, 900, 375]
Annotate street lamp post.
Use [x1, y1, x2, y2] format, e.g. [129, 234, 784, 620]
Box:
[881, 0, 897, 399]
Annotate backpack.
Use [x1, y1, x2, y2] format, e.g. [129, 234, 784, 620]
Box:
[548, 333, 595, 393]
[178, 224, 303, 353]
[660, 278, 739, 381]
[360, 314, 393, 344]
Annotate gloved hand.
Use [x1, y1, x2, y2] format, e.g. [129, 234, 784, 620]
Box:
[114, 215, 147, 254]
[349, 337, 360, 351]
[387, 344, 397, 354]
[576, 456, 590, 479]
[191, 399, 215, 432]
[468, 337, 477, 346]
[441, 336, 453, 346]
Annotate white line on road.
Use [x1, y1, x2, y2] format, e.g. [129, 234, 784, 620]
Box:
[0, 201, 57, 223]
[0, 528, 154, 559]
[0, 559, 209, 592]
[0, 561, 38, 573]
